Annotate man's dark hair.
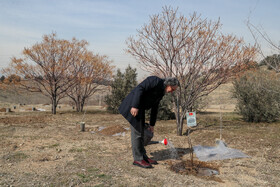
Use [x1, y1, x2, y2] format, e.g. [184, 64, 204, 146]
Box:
[163, 77, 180, 87]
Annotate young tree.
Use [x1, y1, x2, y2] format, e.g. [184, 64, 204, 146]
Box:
[126, 7, 256, 135]
[2, 33, 87, 114]
[67, 53, 113, 112]
[105, 65, 137, 113]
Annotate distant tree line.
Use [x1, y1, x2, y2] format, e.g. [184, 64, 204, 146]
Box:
[0, 74, 21, 84]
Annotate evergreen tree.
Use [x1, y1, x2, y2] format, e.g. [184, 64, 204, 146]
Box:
[105, 65, 137, 113]
[106, 65, 176, 119]
[146, 94, 176, 120]
[0, 75, 5, 82]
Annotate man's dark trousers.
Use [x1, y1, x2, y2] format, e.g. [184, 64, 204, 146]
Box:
[130, 110, 146, 161]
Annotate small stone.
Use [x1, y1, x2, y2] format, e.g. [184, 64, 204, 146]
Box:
[56, 148, 62, 153]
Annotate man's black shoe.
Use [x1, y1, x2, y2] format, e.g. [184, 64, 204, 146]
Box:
[145, 157, 158, 165]
[144, 155, 158, 165]
[133, 160, 153, 168]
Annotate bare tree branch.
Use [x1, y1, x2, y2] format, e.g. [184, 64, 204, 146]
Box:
[246, 18, 280, 72]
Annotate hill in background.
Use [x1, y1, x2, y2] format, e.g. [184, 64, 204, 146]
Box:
[205, 83, 237, 113]
[0, 85, 110, 109]
[0, 83, 236, 113]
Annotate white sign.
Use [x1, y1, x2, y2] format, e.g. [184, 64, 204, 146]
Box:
[186, 112, 197, 127]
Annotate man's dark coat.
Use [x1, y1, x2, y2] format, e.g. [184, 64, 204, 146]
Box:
[118, 76, 165, 131]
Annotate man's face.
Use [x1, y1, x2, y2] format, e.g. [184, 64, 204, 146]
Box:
[165, 85, 178, 93]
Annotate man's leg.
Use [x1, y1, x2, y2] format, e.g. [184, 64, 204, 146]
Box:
[130, 110, 152, 168]
[130, 110, 146, 161]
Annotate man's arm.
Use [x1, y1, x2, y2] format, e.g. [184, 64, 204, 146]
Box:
[149, 101, 160, 126]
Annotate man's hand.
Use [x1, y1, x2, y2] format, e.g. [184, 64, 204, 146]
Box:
[130, 107, 139, 117]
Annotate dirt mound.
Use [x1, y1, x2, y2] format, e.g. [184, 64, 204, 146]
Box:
[99, 125, 128, 136]
[0, 108, 6, 112]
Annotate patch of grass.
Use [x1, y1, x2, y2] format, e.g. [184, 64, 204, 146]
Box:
[222, 112, 242, 121]
[29, 135, 42, 140]
[69, 147, 85, 153]
[85, 110, 109, 115]
[87, 167, 99, 173]
[75, 167, 111, 184]
[3, 151, 28, 162]
[93, 184, 104, 187]
[0, 172, 8, 177]
[77, 173, 90, 183]
[23, 172, 33, 177]
[96, 173, 111, 180]
[48, 143, 60, 148]
[37, 143, 60, 150]
[68, 109, 109, 115]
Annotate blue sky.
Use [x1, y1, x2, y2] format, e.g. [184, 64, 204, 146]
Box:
[0, 0, 279, 78]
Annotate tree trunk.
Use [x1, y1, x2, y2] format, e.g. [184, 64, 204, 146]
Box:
[176, 116, 184, 136]
[80, 99, 85, 112]
[75, 101, 80, 112]
[75, 99, 85, 113]
[177, 121, 182, 136]
[52, 98, 57, 114]
[175, 92, 184, 136]
[75, 96, 86, 112]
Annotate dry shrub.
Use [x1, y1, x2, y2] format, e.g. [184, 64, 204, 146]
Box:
[233, 69, 280, 122]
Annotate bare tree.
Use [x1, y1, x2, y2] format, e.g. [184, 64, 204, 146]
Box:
[67, 53, 113, 112]
[126, 7, 256, 135]
[246, 19, 280, 72]
[2, 33, 87, 114]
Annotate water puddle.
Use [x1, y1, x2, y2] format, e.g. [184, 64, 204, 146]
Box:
[168, 160, 223, 182]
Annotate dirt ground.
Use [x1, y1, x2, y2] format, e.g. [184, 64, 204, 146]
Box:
[0, 106, 279, 187]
